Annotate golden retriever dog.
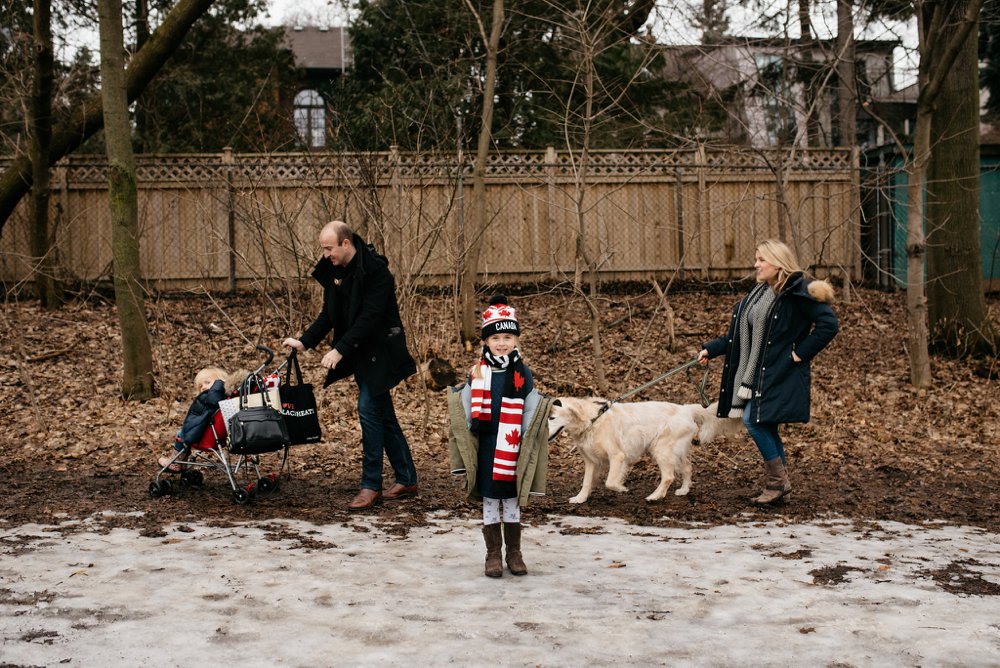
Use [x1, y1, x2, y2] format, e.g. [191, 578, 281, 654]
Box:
[548, 398, 740, 503]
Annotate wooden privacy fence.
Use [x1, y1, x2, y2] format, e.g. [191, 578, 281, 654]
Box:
[0, 147, 860, 291]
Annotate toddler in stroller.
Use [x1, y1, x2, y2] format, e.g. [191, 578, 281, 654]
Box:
[150, 346, 289, 504]
[157, 366, 229, 471]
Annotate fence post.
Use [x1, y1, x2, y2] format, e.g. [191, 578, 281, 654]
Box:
[844, 145, 860, 304]
[674, 165, 684, 279]
[388, 144, 401, 255]
[223, 146, 236, 293]
[456, 144, 465, 286]
[696, 144, 709, 279]
[546, 145, 557, 278]
[55, 162, 68, 246]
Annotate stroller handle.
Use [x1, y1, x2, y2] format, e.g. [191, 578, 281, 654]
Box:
[255, 345, 275, 368]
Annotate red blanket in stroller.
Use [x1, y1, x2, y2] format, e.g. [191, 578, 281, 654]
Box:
[190, 411, 227, 451]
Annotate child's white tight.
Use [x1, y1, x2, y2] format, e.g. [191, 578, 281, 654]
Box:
[482, 497, 520, 525]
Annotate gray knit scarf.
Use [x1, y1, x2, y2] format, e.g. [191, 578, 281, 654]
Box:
[729, 283, 777, 418]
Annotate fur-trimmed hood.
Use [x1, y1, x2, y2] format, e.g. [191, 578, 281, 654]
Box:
[783, 271, 835, 304]
[806, 278, 835, 303]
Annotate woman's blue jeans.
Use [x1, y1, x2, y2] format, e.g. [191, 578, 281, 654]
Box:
[742, 400, 786, 463]
[356, 379, 417, 491]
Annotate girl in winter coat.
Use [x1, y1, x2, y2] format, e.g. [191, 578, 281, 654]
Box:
[449, 295, 552, 577]
[697, 239, 839, 505]
[157, 367, 229, 471]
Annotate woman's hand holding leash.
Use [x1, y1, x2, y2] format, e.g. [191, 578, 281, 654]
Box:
[696, 349, 709, 366]
[282, 338, 305, 352]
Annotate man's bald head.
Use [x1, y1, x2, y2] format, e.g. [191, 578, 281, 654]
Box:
[320, 220, 353, 245]
[319, 220, 357, 266]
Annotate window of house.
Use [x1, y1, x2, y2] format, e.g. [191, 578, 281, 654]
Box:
[855, 60, 872, 100]
[294, 89, 326, 149]
[754, 54, 798, 145]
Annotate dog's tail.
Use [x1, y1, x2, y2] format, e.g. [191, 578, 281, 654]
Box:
[691, 401, 742, 444]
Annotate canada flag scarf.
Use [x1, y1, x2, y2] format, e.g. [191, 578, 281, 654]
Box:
[470, 348, 528, 482]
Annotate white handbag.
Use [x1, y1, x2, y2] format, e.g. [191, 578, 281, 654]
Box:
[219, 388, 280, 426]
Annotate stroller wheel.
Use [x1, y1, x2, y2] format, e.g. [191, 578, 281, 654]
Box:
[232, 488, 252, 505]
[180, 469, 204, 488]
[258, 474, 279, 494]
[149, 479, 172, 498]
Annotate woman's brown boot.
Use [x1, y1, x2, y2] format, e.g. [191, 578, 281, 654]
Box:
[483, 523, 503, 577]
[502, 522, 528, 575]
[751, 458, 791, 505]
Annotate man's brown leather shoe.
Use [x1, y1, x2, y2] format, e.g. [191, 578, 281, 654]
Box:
[348, 488, 382, 511]
[383, 483, 419, 501]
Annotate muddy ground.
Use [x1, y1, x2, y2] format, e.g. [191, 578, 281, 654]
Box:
[2, 285, 998, 541]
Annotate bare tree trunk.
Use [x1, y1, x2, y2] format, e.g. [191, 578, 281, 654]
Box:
[29, 0, 61, 307]
[99, 0, 155, 400]
[905, 0, 986, 387]
[575, 27, 608, 396]
[834, 0, 856, 146]
[0, 0, 216, 234]
[795, 0, 822, 146]
[798, 0, 811, 39]
[458, 0, 504, 345]
[133, 0, 150, 153]
[926, 0, 996, 356]
[905, 108, 933, 388]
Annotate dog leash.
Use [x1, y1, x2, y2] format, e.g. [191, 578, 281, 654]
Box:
[590, 358, 712, 426]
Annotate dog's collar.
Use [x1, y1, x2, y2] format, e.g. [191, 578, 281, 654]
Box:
[589, 401, 613, 426]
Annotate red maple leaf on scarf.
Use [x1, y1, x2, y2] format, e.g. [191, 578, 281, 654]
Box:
[513, 370, 525, 392]
[505, 429, 521, 446]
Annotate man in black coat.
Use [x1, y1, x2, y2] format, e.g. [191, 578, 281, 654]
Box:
[283, 221, 419, 510]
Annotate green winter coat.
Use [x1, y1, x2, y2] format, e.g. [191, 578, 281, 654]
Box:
[447, 384, 552, 507]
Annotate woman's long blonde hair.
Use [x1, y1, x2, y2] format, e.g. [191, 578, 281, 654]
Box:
[756, 239, 802, 292]
[471, 335, 523, 380]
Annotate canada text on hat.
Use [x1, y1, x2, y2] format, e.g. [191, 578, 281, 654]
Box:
[481, 295, 520, 339]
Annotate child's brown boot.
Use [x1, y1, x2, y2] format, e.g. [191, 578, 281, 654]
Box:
[482, 523, 503, 577]
[503, 522, 527, 576]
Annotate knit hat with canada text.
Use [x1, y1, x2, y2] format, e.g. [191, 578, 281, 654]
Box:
[480, 295, 520, 340]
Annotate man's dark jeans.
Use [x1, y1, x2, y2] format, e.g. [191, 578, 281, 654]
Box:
[356, 379, 417, 490]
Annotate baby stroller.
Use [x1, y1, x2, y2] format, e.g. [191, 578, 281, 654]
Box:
[149, 345, 291, 505]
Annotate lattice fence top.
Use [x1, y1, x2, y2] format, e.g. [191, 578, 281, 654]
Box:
[51, 155, 229, 184]
[1, 147, 855, 186]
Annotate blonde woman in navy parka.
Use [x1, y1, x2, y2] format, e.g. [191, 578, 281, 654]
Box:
[697, 239, 839, 505]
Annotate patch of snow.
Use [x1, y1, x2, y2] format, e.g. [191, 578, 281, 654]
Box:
[1, 516, 998, 665]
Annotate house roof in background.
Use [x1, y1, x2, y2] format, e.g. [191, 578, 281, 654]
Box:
[670, 37, 901, 53]
[283, 25, 352, 72]
[659, 37, 904, 98]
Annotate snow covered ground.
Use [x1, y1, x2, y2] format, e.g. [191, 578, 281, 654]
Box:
[1, 513, 998, 666]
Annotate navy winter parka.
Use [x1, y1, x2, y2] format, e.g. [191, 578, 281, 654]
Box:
[179, 379, 227, 446]
[703, 272, 839, 425]
[298, 234, 417, 396]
